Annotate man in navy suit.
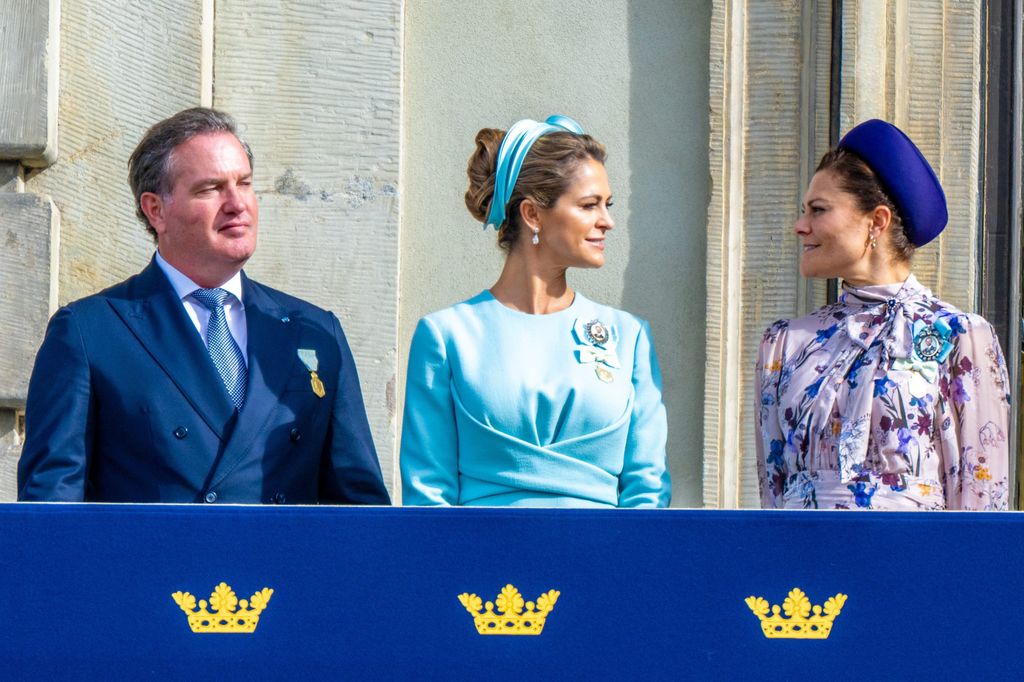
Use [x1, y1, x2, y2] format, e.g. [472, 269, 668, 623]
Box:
[18, 108, 391, 505]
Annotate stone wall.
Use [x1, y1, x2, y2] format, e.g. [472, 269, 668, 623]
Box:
[401, 0, 713, 506]
[704, 0, 833, 508]
[0, 0, 400, 499]
[702, 0, 989, 507]
[0, 0, 60, 498]
[1, 0, 997, 506]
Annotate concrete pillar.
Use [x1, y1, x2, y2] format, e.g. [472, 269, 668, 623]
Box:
[0, 0, 60, 165]
[0, 191, 58, 502]
[704, 0, 833, 508]
[840, 0, 984, 311]
[0, 163, 24, 193]
[1, 0, 61, 501]
[0, 410, 22, 500]
[705, 0, 988, 508]
[0, 194, 60, 404]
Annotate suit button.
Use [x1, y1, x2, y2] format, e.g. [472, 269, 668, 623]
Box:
[290, 428, 301, 442]
[273, 492, 287, 504]
[173, 426, 188, 439]
[204, 491, 218, 503]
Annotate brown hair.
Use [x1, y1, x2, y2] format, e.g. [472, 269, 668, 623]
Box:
[128, 107, 253, 241]
[465, 128, 607, 252]
[815, 148, 914, 262]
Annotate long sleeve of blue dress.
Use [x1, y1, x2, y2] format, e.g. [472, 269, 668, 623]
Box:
[619, 320, 671, 507]
[400, 316, 459, 505]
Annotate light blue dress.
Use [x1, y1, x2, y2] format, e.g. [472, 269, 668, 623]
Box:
[400, 290, 670, 507]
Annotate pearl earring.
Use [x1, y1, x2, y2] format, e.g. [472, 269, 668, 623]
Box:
[531, 228, 540, 246]
[870, 235, 877, 249]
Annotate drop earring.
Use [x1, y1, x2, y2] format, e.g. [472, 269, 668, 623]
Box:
[531, 228, 540, 246]
[870, 235, 877, 249]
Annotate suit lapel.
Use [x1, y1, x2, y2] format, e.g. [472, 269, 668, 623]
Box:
[107, 260, 235, 440]
[208, 275, 301, 490]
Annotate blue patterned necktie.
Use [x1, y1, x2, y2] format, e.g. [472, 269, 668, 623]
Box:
[190, 288, 247, 409]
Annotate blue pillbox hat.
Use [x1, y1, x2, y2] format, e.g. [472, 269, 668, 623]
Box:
[838, 119, 948, 247]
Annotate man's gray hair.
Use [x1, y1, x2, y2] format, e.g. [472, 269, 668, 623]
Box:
[128, 107, 254, 239]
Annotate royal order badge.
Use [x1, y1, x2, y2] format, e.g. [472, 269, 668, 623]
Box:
[913, 327, 943, 361]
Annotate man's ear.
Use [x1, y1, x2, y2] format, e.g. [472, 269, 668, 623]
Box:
[140, 192, 166, 236]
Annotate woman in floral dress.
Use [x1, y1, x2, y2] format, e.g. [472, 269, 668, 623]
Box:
[755, 119, 1010, 510]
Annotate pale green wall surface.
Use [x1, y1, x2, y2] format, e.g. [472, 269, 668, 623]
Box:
[400, 0, 711, 505]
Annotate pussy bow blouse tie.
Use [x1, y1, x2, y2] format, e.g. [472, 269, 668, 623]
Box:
[829, 278, 924, 481]
[841, 285, 916, 360]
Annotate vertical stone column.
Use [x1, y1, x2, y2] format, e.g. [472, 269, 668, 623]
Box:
[0, 410, 21, 501]
[705, 0, 988, 508]
[0, 0, 59, 165]
[0, 196, 60, 406]
[840, 0, 983, 311]
[5, 1, 206, 499]
[0, 0, 61, 500]
[704, 0, 833, 507]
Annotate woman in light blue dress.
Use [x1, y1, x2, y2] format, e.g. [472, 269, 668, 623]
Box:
[400, 116, 671, 507]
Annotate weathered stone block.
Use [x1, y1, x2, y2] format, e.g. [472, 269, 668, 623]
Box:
[24, 1, 203, 304]
[0, 193, 58, 404]
[0, 0, 60, 165]
[215, 0, 402, 489]
[0, 161, 23, 192]
[0, 408, 19, 501]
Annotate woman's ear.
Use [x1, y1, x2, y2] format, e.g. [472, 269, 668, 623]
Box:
[870, 204, 893, 238]
[519, 198, 541, 231]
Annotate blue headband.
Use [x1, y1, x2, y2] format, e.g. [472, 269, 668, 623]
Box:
[484, 115, 585, 230]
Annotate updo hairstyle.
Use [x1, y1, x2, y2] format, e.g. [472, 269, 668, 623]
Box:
[815, 148, 915, 262]
[465, 129, 607, 252]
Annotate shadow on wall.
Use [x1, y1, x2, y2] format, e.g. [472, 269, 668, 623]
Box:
[622, 2, 711, 507]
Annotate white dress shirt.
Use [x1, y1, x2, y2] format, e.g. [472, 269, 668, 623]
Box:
[155, 251, 248, 366]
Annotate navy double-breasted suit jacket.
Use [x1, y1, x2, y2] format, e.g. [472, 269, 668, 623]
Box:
[17, 260, 391, 505]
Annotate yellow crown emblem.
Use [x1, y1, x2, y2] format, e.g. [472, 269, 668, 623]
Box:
[458, 584, 560, 636]
[171, 582, 274, 634]
[745, 588, 847, 639]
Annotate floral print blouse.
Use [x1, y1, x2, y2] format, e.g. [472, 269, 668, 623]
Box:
[755, 275, 1010, 510]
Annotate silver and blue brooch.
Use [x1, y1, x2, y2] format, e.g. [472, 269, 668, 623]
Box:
[573, 318, 619, 383]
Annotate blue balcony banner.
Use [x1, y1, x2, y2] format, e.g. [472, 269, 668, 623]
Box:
[1, 504, 1021, 680]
